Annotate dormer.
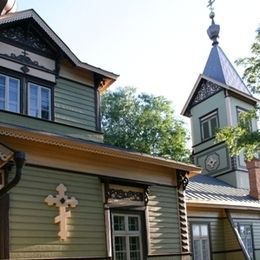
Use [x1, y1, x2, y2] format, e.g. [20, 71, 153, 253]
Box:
[0, 9, 118, 143]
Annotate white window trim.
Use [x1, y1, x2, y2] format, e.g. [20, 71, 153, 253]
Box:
[0, 74, 20, 112]
[112, 213, 143, 260]
[28, 82, 51, 120]
[192, 223, 211, 260]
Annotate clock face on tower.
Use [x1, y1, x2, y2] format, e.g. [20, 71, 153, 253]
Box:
[205, 153, 220, 171]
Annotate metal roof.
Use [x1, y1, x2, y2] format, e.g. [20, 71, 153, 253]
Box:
[186, 175, 260, 209]
[203, 45, 251, 96]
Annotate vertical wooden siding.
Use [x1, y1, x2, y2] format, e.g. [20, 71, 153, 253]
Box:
[9, 166, 107, 259]
[148, 185, 181, 255]
[55, 78, 96, 130]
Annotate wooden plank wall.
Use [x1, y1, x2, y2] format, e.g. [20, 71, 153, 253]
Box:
[8, 166, 107, 259]
[55, 78, 96, 131]
[148, 185, 181, 256]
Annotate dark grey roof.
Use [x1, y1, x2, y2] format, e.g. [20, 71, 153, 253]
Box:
[186, 175, 260, 209]
[203, 45, 251, 96]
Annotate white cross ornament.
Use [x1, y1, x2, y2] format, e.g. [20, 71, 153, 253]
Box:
[45, 184, 78, 240]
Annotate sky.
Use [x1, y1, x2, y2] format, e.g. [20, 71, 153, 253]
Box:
[17, 0, 260, 126]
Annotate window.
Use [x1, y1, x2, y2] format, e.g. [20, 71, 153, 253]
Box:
[28, 83, 51, 120]
[236, 223, 254, 259]
[200, 111, 218, 141]
[112, 213, 143, 260]
[192, 223, 211, 260]
[0, 74, 20, 113]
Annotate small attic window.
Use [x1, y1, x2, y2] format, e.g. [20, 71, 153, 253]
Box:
[28, 83, 51, 120]
[200, 110, 219, 141]
[0, 74, 20, 113]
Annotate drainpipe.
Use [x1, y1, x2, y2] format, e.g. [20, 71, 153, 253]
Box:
[0, 151, 26, 199]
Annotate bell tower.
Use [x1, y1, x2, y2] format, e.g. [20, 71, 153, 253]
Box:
[182, 2, 259, 188]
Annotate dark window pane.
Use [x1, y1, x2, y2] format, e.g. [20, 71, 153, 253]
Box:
[114, 215, 125, 231]
[128, 216, 139, 231]
[129, 236, 141, 260]
[210, 117, 218, 136]
[202, 121, 210, 139]
[115, 236, 127, 260]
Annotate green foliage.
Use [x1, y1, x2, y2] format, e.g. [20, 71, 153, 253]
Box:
[216, 109, 260, 161]
[217, 29, 260, 161]
[235, 32, 260, 94]
[101, 86, 190, 162]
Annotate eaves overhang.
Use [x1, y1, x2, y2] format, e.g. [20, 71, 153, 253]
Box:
[0, 123, 201, 176]
[187, 199, 260, 211]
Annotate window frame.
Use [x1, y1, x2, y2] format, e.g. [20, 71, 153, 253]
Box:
[27, 82, 52, 120]
[0, 73, 20, 113]
[236, 223, 254, 260]
[191, 222, 211, 260]
[111, 211, 145, 260]
[200, 110, 219, 141]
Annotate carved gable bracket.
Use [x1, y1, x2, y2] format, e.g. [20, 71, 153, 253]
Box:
[191, 80, 222, 107]
[177, 170, 189, 191]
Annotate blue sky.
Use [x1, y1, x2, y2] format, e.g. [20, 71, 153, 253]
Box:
[18, 0, 260, 122]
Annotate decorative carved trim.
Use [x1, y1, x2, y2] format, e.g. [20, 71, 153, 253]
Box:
[177, 170, 189, 191]
[205, 152, 220, 171]
[0, 51, 53, 73]
[104, 181, 150, 206]
[0, 26, 52, 55]
[107, 188, 144, 202]
[191, 80, 222, 107]
[176, 170, 190, 252]
[20, 65, 30, 73]
[0, 143, 14, 168]
[178, 189, 189, 252]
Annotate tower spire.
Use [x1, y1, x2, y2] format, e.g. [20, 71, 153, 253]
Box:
[207, 0, 220, 45]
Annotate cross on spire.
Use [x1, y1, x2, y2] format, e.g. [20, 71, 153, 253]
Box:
[45, 184, 78, 240]
[207, 0, 215, 12]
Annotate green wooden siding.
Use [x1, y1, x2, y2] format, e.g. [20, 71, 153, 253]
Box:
[9, 166, 107, 259]
[55, 78, 96, 130]
[0, 111, 103, 142]
[148, 185, 181, 255]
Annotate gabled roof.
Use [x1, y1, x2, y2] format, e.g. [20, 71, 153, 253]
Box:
[181, 73, 259, 117]
[203, 45, 251, 96]
[186, 175, 260, 210]
[0, 9, 119, 88]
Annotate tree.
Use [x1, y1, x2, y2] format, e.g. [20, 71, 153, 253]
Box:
[216, 29, 260, 161]
[101, 86, 190, 162]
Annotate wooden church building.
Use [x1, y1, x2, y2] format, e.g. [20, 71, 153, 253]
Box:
[182, 10, 260, 260]
[0, 5, 201, 260]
